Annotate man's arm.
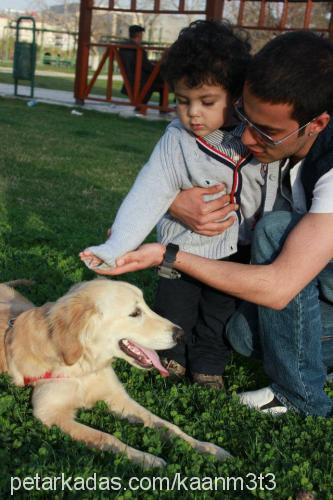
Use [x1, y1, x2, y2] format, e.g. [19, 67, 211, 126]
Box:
[173, 213, 333, 309]
[101, 213, 333, 310]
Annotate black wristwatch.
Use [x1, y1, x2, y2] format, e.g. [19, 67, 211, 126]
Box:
[158, 243, 181, 279]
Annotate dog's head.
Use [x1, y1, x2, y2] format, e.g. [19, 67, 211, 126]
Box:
[60, 279, 183, 376]
[5, 279, 183, 384]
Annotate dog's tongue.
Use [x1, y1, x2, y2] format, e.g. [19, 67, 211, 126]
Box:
[132, 341, 169, 377]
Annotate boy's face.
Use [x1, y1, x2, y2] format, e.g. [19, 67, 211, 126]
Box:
[174, 79, 233, 138]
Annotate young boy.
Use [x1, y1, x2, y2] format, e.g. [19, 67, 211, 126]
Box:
[80, 21, 265, 388]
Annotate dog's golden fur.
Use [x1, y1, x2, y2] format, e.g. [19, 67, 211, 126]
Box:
[0, 279, 230, 467]
[0, 280, 35, 372]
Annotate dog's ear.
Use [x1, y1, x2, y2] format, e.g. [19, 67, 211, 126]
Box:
[49, 296, 98, 366]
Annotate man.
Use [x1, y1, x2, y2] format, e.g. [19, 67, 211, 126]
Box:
[95, 31, 333, 417]
[119, 25, 164, 111]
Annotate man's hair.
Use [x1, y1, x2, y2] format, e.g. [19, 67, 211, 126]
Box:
[129, 25, 145, 38]
[246, 31, 333, 124]
[161, 20, 251, 98]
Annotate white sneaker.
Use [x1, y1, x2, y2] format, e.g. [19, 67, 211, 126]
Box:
[326, 372, 333, 383]
[239, 386, 288, 415]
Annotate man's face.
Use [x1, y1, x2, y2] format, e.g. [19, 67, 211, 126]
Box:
[240, 84, 316, 164]
[174, 79, 233, 138]
[132, 32, 143, 44]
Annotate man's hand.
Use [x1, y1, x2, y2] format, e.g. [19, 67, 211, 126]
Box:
[169, 184, 238, 236]
[92, 243, 166, 276]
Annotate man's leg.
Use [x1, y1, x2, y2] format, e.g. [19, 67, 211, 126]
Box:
[251, 211, 333, 416]
[224, 245, 260, 359]
[225, 301, 261, 358]
[318, 263, 333, 367]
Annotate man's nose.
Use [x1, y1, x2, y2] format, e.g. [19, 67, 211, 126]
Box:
[241, 124, 259, 147]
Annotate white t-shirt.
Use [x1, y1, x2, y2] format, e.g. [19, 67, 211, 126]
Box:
[283, 159, 333, 214]
[310, 169, 333, 213]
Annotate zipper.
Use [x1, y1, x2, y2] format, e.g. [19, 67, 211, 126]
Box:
[230, 154, 251, 204]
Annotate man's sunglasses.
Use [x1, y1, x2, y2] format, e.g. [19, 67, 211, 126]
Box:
[234, 100, 320, 147]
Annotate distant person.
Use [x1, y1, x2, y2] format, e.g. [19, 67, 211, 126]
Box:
[119, 24, 164, 112]
[80, 21, 261, 390]
[43, 52, 52, 65]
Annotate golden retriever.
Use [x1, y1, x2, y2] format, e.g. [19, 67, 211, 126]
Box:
[0, 279, 231, 467]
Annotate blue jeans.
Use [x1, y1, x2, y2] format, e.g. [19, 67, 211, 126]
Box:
[226, 211, 333, 417]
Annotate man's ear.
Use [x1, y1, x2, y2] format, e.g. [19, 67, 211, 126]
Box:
[49, 296, 98, 366]
[309, 111, 331, 135]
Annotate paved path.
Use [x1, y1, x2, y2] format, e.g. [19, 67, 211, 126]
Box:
[0, 81, 175, 121]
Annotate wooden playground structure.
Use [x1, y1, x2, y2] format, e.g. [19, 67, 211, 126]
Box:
[74, 0, 333, 112]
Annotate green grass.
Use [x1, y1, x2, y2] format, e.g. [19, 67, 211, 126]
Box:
[0, 69, 124, 98]
[0, 98, 332, 499]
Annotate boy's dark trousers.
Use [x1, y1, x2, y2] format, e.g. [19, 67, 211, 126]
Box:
[154, 272, 235, 375]
[154, 248, 251, 375]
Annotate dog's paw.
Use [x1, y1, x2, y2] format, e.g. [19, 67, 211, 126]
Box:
[143, 454, 167, 469]
[194, 440, 232, 460]
[129, 449, 167, 468]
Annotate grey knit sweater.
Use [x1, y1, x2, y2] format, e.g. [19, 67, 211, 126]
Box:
[87, 119, 266, 267]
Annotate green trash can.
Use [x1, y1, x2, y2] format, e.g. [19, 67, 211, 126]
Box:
[13, 17, 37, 98]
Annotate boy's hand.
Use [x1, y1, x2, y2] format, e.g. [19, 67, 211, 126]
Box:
[79, 225, 113, 271]
[79, 250, 104, 270]
[169, 184, 237, 236]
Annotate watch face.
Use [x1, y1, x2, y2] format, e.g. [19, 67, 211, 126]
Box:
[165, 243, 179, 263]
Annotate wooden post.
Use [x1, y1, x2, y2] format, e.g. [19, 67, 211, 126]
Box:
[303, 0, 313, 29]
[328, 1, 333, 39]
[74, 0, 93, 104]
[205, 0, 224, 21]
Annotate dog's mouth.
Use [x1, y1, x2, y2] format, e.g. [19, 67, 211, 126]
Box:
[119, 339, 169, 377]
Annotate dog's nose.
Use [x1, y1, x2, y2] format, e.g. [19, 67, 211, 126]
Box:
[172, 326, 185, 344]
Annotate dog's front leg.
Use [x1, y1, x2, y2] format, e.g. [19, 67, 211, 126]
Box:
[106, 387, 231, 461]
[32, 382, 166, 469]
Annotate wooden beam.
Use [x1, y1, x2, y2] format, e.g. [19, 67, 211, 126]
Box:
[205, 0, 224, 20]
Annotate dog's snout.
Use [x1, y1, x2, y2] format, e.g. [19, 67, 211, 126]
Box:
[172, 326, 185, 344]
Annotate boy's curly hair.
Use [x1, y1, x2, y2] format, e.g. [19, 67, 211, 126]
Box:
[160, 20, 251, 98]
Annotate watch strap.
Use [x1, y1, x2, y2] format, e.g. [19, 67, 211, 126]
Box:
[158, 243, 181, 279]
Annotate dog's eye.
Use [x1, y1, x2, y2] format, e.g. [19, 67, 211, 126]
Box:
[129, 308, 142, 318]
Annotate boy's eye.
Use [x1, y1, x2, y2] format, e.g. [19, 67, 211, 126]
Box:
[202, 101, 215, 106]
[176, 99, 188, 105]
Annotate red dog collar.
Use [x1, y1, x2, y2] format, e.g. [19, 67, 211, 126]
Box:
[7, 318, 65, 386]
[23, 372, 66, 386]
[24, 372, 53, 385]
